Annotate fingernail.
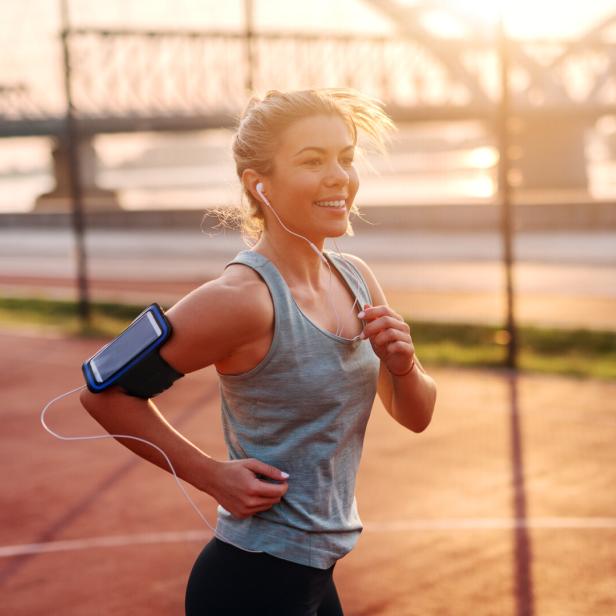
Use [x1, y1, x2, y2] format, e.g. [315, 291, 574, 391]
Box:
[281, 472, 290, 479]
[357, 311, 365, 319]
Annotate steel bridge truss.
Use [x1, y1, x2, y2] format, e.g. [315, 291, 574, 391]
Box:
[1, 21, 615, 128]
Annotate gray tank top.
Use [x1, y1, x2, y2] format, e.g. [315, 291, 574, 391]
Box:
[215, 249, 380, 569]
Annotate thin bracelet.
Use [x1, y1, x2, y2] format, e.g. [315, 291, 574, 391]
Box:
[391, 358, 416, 377]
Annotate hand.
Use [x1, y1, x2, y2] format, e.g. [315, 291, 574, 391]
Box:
[207, 458, 289, 520]
[359, 303, 416, 377]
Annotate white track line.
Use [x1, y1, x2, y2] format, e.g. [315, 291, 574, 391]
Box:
[2, 517, 616, 559]
[363, 517, 616, 532]
[0, 530, 212, 559]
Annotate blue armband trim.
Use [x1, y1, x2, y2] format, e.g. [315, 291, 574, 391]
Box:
[82, 303, 184, 399]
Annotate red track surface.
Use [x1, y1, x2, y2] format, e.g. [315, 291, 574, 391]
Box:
[2, 329, 615, 615]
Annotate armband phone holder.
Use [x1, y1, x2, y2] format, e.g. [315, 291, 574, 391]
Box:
[82, 303, 183, 398]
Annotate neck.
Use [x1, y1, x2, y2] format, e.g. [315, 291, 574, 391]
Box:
[253, 229, 329, 289]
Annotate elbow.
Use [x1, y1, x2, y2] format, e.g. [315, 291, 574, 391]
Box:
[79, 386, 124, 419]
[394, 407, 433, 433]
[410, 384, 437, 434]
[79, 387, 94, 411]
[411, 415, 432, 433]
[80, 387, 102, 420]
[406, 410, 433, 433]
[389, 375, 437, 433]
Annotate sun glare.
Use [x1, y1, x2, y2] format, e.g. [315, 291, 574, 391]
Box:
[447, 0, 504, 25]
[437, 0, 577, 38]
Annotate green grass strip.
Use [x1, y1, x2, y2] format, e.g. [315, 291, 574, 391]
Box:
[0, 297, 145, 338]
[1, 297, 615, 380]
[411, 320, 616, 380]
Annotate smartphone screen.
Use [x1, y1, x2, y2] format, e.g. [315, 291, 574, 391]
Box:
[89, 310, 162, 383]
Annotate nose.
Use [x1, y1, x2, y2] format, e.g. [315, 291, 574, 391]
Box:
[325, 160, 350, 186]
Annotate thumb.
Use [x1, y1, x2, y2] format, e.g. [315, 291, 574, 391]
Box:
[245, 458, 290, 481]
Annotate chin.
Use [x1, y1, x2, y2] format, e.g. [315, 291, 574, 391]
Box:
[315, 217, 349, 238]
[326, 227, 349, 239]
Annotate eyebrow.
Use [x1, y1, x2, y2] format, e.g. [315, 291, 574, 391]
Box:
[293, 145, 355, 157]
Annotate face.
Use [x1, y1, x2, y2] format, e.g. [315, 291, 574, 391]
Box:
[261, 114, 359, 241]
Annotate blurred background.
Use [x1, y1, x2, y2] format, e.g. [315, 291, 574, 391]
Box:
[1, 0, 615, 379]
[1, 2, 616, 615]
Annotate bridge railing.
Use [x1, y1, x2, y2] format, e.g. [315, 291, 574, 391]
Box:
[2, 27, 614, 126]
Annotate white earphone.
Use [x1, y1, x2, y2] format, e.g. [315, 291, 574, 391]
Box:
[252, 180, 364, 341]
[255, 182, 267, 202]
[254, 181, 324, 261]
[38, 181, 368, 567]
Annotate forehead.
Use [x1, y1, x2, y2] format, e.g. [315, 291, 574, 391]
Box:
[276, 114, 355, 155]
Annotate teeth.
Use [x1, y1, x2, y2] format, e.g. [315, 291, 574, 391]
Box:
[315, 200, 346, 208]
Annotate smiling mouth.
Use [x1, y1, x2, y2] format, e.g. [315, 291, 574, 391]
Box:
[313, 199, 347, 208]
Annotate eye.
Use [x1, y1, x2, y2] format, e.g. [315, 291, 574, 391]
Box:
[340, 157, 354, 166]
[304, 158, 322, 166]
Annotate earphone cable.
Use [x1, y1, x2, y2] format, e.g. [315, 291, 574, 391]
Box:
[257, 189, 343, 337]
[40, 385, 263, 554]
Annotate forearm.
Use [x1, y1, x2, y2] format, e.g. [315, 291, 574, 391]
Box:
[381, 361, 437, 432]
[80, 388, 220, 494]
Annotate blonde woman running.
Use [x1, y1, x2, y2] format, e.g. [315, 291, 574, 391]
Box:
[81, 88, 437, 615]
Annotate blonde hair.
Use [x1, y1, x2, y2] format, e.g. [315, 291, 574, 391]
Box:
[221, 88, 396, 242]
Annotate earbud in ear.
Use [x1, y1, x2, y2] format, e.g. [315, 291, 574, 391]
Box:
[255, 182, 269, 205]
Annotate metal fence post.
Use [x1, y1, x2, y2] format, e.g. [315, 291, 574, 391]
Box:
[60, 0, 91, 325]
[497, 13, 518, 370]
[244, 0, 255, 93]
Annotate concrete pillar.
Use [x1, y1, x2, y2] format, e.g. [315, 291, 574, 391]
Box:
[605, 132, 616, 159]
[508, 116, 590, 193]
[35, 136, 120, 211]
[595, 115, 616, 159]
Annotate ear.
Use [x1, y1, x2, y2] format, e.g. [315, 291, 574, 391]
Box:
[242, 169, 265, 203]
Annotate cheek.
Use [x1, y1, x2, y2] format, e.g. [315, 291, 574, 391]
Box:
[275, 173, 313, 198]
[348, 168, 360, 195]
[289, 170, 322, 195]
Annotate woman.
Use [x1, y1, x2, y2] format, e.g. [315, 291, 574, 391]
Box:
[80, 88, 437, 615]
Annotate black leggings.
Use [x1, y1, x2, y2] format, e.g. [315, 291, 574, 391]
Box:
[185, 537, 344, 615]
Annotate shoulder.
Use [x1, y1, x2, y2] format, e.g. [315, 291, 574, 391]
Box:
[336, 252, 387, 306]
[168, 262, 272, 331]
[160, 261, 273, 374]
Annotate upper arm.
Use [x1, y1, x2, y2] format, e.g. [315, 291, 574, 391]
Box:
[341, 252, 426, 410]
[159, 264, 273, 375]
[340, 252, 387, 312]
[340, 253, 393, 406]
